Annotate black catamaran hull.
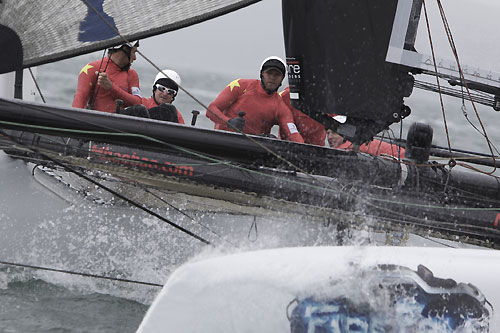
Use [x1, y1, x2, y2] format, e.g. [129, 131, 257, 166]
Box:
[1, 98, 499, 247]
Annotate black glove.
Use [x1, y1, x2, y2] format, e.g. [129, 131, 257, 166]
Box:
[118, 104, 150, 118]
[227, 116, 245, 132]
[148, 103, 179, 123]
[227, 111, 246, 132]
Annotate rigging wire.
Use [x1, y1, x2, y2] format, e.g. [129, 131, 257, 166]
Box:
[421, 0, 454, 163]
[378, 134, 500, 163]
[139, 187, 238, 248]
[415, 235, 456, 248]
[434, 0, 497, 174]
[28, 68, 46, 103]
[87, 50, 111, 110]
[0, 260, 163, 287]
[413, 80, 496, 108]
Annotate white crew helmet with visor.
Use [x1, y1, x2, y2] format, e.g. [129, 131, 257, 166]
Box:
[154, 69, 181, 88]
[153, 69, 181, 98]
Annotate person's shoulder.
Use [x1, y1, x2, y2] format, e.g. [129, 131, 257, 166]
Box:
[278, 87, 291, 107]
[141, 96, 156, 108]
[78, 58, 101, 76]
[223, 78, 256, 93]
[227, 78, 256, 86]
[127, 68, 139, 78]
[278, 86, 290, 98]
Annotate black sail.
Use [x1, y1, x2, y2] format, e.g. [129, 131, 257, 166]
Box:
[282, 0, 417, 144]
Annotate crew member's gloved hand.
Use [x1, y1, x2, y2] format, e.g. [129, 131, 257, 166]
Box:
[148, 104, 179, 123]
[227, 111, 246, 132]
[119, 104, 150, 118]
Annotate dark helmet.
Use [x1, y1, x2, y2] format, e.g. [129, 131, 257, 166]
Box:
[260, 56, 286, 76]
[260, 56, 286, 94]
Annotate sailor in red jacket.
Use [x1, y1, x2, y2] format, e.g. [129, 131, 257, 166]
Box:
[72, 41, 141, 113]
[206, 56, 304, 143]
[279, 86, 326, 146]
[133, 69, 185, 124]
[327, 129, 405, 158]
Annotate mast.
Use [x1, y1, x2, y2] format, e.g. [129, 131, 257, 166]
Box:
[14, 70, 22, 99]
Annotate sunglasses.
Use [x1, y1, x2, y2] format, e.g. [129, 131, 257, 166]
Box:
[155, 84, 177, 97]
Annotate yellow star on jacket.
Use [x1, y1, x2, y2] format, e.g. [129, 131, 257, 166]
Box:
[79, 64, 94, 75]
[227, 79, 241, 92]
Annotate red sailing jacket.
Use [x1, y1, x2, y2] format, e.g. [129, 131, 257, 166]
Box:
[141, 97, 185, 124]
[72, 57, 141, 113]
[206, 79, 304, 143]
[338, 140, 406, 158]
[279, 87, 326, 146]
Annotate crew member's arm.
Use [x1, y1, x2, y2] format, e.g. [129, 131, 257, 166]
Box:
[72, 63, 96, 109]
[278, 88, 291, 140]
[295, 111, 326, 146]
[206, 79, 243, 125]
[363, 140, 406, 158]
[109, 69, 142, 107]
[176, 108, 185, 125]
[277, 102, 304, 143]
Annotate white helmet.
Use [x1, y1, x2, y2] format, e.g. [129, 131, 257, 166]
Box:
[153, 69, 181, 87]
[260, 56, 286, 76]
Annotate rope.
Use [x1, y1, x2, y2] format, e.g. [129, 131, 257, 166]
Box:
[28, 68, 46, 103]
[435, 0, 497, 174]
[87, 50, 110, 110]
[0, 260, 163, 287]
[141, 187, 239, 248]
[422, 0, 454, 162]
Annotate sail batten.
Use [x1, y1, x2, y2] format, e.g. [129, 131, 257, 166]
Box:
[0, 0, 261, 74]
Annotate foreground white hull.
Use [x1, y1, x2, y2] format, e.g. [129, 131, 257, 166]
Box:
[138, 246, 500, 332]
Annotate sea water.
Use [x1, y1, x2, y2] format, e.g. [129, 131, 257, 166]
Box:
[1, 54, 500, 332]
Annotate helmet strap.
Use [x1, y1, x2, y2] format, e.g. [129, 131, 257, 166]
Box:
[153, 88, 159, 105]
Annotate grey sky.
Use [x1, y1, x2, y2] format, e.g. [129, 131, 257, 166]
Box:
[137, 0, 284, 78]
[413, 0, 500, 72]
